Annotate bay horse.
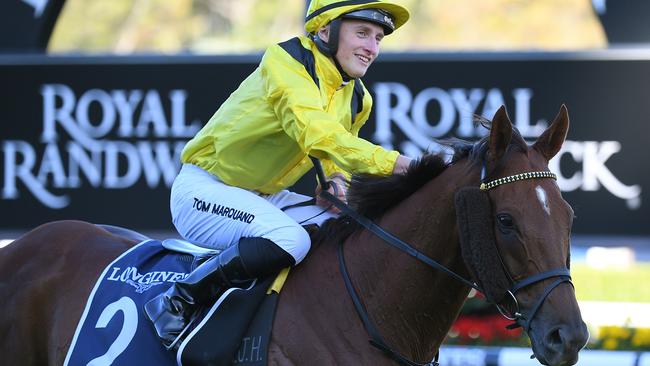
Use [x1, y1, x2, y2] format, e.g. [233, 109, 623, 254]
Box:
[0, 105, 588, 366]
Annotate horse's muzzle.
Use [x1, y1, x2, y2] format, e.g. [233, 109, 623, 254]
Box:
[533, 320, 589, 366]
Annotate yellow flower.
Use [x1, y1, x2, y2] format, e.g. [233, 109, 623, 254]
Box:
[603, 338, 618, 350]
[600, 326, 630, 340]
[632, 328, 650, 348]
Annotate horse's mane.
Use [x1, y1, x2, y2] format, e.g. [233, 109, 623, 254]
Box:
[312, 116, 527, 246]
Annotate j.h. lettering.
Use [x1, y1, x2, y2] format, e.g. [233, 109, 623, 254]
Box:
[233, 336, 263, 364]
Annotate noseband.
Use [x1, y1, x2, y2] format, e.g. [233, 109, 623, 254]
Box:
[480, 169, 573, 332]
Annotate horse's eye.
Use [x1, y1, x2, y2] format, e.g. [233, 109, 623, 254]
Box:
[496, 213, 514, 228]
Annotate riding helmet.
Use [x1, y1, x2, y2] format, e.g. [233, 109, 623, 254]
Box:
[305, 0, 410, 57]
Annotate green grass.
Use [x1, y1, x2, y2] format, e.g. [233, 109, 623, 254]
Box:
[572, 263, 650, 303]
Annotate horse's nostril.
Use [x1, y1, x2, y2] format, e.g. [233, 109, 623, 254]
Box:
[546, 327, 564, 347]
[539, 323, 588, 365]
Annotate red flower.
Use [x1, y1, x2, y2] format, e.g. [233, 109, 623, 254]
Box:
[449, 315, 524, 346]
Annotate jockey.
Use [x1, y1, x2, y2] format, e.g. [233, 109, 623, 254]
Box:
[145, 0, 412, 349]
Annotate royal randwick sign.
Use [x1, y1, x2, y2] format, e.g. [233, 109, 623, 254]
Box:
[370, 82, 642, 210]
[0, 54, 647, 235]
[2, 84, 197, 209]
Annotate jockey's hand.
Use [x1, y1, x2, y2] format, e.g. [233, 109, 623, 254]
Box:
[315, 173, 347, 214]
[392, 155, 413, 175]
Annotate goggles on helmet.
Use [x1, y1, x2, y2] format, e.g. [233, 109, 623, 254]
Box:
[341, 8, 395, 34]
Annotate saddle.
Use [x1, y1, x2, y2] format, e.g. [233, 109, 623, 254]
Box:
[165, 239, 289, 366]
[64, 238, 288, 366]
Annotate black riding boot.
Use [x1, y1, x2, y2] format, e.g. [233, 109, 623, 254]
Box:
[144, 237, 295, 350]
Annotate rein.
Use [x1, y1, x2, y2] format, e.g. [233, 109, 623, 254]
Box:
[311, 158, 478, 291]
[319, 188, 444, 366]
[311, 158, 572, 365]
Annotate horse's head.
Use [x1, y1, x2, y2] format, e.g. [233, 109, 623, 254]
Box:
[456, 105, 589, 366]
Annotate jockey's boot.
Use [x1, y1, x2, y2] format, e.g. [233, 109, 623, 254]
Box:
[144, 237, 294, 350]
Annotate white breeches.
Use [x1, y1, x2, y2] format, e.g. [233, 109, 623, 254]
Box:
[170, 164, 337, 264]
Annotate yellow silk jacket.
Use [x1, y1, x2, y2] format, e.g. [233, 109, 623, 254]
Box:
[181, 35, 399, 194]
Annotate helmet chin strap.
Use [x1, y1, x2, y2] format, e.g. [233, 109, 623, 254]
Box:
[311, 19, 352, 82]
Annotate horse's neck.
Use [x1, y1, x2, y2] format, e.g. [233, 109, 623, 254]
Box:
[344, 160, 478, 360]
[272, 160, 480, 364]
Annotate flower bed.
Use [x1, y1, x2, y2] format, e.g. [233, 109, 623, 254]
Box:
[444, 292, 650, 351]
[444, 291, 528, 347]
[446, 314, 527, 347]
[590, 325, 650, 351]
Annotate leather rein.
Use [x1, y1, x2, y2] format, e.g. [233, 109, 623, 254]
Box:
[311, 158, 573, 366]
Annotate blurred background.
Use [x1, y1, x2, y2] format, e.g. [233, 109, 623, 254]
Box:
[46, 0, 607, 53]
[1, 1, 650, 365]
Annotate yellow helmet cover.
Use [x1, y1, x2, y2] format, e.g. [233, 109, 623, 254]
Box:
[304, 0, 410, 35]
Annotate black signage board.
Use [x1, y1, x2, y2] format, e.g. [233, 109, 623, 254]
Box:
[0, 0, 66, 52]
[1, 52, 648, 236]
[595, 0, 650, 44]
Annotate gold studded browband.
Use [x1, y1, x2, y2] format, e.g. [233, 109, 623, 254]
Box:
[479, 171, 557, 191]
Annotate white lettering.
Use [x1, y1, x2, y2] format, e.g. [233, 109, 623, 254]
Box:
[106, 267, 189, 288]
[550, 141, 642, 209]
[170, 90, 201, 137]
[550, 140, 583, 192]
[67, 141, 102, 188]
[112, 90, 143, 137]
[372, 82, 446, 154]
[104, 141, 141, 189]
[120, 267, 133, 282]
[371, 81, 642, 208]
[137, 141, 185, 188]
[451, 88, 485, 137]
[1, 140, 69, 208]
[107, 267, 121, 281]
[373, 83, 546, 141]
[41, 84, 99, 150]
[140, 272, 153, 283]
[136, 90, 168, 137]
[169, 273, 186, 282]
[129, 267, 144, 282]
[373, 82, 411, 150]
[76, 89, 116, 138]
[412, 87, 455, 137]
[37, 143, 67, 188]
[480, 88, 506, 126]
[513, 88, 547, 136]
[4, 84, 198, 209]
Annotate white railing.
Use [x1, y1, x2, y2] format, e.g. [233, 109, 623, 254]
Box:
[438, 346, 650, 366]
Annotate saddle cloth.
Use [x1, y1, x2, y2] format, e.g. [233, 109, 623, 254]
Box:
[64, 239, 285, 366]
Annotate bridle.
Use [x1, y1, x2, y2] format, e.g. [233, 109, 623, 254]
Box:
[479, 168, 573, 332]
[311, 158, 573, 366]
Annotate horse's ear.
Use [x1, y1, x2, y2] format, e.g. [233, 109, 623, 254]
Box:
[533, 104, 570, 161]
[489, 105, 513, 163]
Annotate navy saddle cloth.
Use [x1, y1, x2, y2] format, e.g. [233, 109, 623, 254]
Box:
[64, 239, 278, 366]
